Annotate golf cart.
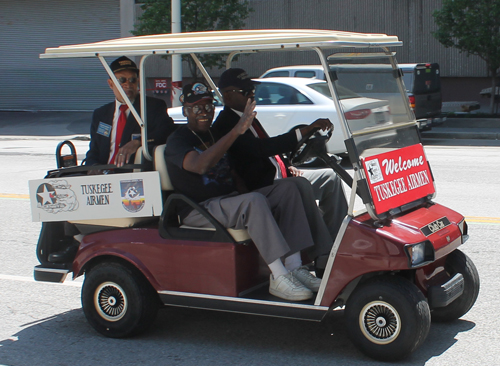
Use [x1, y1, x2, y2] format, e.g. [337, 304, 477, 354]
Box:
[29, 29, 479, 362]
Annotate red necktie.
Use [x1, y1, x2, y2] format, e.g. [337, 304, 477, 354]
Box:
[251, 120, 289, 179]
[111, 104, 128, 164]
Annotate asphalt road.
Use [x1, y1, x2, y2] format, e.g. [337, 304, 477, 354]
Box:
[0, 137, 499, 366]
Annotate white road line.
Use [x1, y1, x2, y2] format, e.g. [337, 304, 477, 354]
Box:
[0, 274, 82, 287]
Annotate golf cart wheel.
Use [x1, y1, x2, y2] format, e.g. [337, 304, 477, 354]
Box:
[431, 249, 480, 322]
[81, 262, 159, 338]
[345, 276, 430, 362]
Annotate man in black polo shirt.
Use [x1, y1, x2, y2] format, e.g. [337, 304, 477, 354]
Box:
[164, 82, 328, 301]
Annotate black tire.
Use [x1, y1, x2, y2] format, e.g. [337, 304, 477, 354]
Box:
[431, 249, 480, 322]
[345, 276, 431, 362]
[81, 262, 159, 338]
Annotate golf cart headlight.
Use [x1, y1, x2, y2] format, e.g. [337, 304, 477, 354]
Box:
[458, 219, 469, 243]
[405, 241, 435, 268]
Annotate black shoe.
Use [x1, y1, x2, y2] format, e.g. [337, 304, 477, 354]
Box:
[314, 254, 329, 278]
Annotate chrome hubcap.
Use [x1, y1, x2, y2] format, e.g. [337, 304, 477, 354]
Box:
[94, 282, 128, 322]
[359, 301, 401, 344]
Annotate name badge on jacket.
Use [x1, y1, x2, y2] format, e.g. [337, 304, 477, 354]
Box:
[97, 122, 112, 137]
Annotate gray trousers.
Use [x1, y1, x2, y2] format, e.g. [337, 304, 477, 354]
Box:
[183, 179, 314, 264]
[275, 176, 334, 259]
[299, 168, 348, 241]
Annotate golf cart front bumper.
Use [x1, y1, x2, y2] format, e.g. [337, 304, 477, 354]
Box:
[428, 273, 464, 308]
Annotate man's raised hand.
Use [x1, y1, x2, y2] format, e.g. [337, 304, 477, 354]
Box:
[235, 99, 257, 135]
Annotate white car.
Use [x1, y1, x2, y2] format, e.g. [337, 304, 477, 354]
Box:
[168, 77, 392, 154]
[260, 65, 325, 79]
[261, 65, 434, 131]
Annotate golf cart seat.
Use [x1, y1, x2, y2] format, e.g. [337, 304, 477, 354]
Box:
[154, 144, 251, 243]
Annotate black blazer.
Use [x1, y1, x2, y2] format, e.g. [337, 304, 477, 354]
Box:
[212, 107, 297, 191]
[85, 97, 175, 166]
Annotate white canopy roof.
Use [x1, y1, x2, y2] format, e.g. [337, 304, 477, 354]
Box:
[40, 29, 402, 59]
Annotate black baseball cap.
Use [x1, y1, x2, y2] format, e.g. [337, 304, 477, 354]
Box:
[110, 56, 138, 74]
[180, 82, 214, 104]
[218, 68, 259, 90]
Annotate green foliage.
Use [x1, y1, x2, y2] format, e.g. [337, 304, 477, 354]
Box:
[132, 0, 253, 78]
[432, 0, 500, 72]
[433, 0, 500, 113]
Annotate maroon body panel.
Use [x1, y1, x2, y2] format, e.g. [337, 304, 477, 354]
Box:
[72, 203, 464, 306]
[319, 203, 464, 306]
[73, 228, 263, 297]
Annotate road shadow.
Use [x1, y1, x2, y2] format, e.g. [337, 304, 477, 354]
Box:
[0, 306, 476, 366]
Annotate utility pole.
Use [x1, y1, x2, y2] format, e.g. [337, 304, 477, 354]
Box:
[171, 0, 182, 107]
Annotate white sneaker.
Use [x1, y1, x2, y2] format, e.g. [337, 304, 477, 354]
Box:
[292, 266, 322, 292]
[269, 273, 313, 301]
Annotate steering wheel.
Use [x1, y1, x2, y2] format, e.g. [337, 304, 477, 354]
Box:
[289, 127, 332, 166]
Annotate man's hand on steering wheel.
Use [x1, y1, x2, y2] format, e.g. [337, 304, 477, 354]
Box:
[290, 118, 333, 166]
[299, 118, 333, 137]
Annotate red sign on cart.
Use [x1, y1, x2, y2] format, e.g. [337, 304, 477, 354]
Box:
[361, 144, 435, 215]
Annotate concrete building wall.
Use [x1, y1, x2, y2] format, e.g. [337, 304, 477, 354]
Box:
[135, 0, 491, 107]
[243, 0, 487, 77]
[1, 0, 491, 110]
[237, 0, 491, 108]
[0, 0, 122, 111]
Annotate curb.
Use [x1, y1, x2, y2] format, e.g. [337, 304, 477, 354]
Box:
[422, 131, 499, 140]
[442, 118, 500, 129]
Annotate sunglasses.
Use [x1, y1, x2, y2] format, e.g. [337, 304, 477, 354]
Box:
[186, 103, 215, 115]
[117, 77, 138, 84]
[226, 88, 255, 97]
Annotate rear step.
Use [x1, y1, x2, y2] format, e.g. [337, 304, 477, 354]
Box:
[34, 264, 71, 283]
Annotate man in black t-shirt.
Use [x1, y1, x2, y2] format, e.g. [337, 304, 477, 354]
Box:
[164, 83, 325, 301]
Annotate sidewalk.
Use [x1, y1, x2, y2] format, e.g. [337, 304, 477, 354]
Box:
[421, 118, 500, 140]
[0, 111, 92, 138]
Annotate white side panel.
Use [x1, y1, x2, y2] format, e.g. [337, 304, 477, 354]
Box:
[29, 172, 162, 222]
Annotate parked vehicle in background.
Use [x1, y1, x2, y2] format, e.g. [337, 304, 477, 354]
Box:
[168, 77, 392, 155]
[260, 65, 325, 79]
[399, 63, 445, 129]
[261, 63, 446, 130]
